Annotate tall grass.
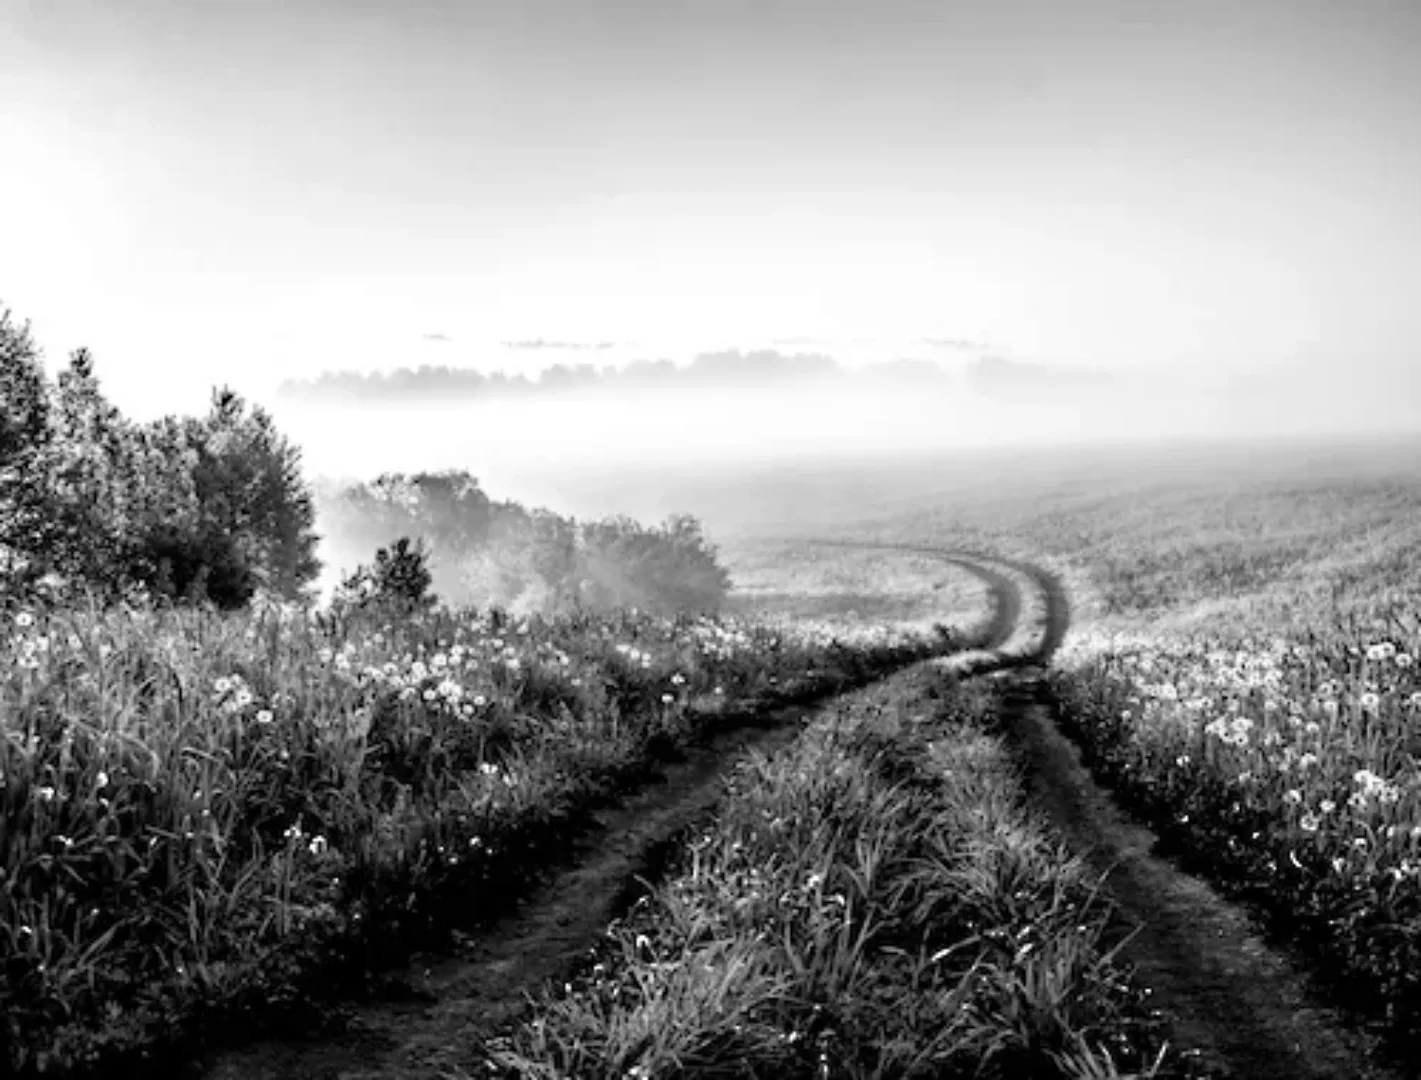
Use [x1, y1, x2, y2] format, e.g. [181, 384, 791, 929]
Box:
[479, 673, 1184, 1079]
[0, 591, 959, 1076]
[1050, 615, 1421, 1056]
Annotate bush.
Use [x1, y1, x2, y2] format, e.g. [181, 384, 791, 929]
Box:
[332, 536, 438, 619]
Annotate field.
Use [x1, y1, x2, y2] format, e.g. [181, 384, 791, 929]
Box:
[745, 434, 1421, 1074]
[6, 433, 1421, 1078]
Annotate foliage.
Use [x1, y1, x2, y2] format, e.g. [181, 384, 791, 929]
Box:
[315, 472, 732, 617]
[0, 302, 323, 611]
[1050, 624, 1421, 1057]
[0, 592, 956, 1076]
[484, 674, 1185, 1078]
[332, 536, 438, 619]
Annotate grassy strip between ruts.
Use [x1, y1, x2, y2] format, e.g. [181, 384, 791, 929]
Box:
[1, 598, 969, 1080]
[474, 670, 1192, 1079]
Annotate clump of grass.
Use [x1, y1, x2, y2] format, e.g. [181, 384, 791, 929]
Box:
[479, 673, 1184, 1078]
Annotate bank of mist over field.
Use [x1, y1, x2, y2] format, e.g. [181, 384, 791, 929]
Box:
[268, 346, 1421, 541]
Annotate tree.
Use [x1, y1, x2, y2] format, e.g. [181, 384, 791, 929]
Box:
[334, 535, 437, 617]
[177, 387, 322, 606]
[0, 304, 57, 588]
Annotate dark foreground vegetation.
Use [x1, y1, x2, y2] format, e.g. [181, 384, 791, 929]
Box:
[477, 672, 1195, 1079]
[0, 303, 959, 1076]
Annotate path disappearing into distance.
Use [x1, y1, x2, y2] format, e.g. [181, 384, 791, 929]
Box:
[181, 543, 1402, 1080]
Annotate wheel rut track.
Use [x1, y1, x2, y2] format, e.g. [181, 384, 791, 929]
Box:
[182, 547, 1042, 1080]
[781, 540, 1403, 1079]
[182, 544, 1402, 1080]
[981, 562, 1403, 1080]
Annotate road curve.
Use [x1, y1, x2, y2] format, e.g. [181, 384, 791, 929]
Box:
[777, 537, 1071, 666]
[182, 543, 1037, 1080]
[781, 538, 1406, 1080]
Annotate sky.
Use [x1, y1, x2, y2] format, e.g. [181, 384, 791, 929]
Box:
[3, 0, 1420, 426]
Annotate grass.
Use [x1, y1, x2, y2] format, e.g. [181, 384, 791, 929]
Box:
[475, 670, 1185, 1079]
[720, 541, 990, 634]
[801, 436, 1421, 1064]
[1047, 611, 1421, 1057]
[0, 589, 968, 1077]
[14, 433, 1421, 1075]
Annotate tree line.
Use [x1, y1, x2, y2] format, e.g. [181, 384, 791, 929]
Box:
[0, 303, 731, 616]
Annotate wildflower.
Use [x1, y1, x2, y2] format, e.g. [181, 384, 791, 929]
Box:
[661, 693, 674, 704]
[35, 786, 55, 803]
[1397, 653, 1415, 669]
[309, 835, 328, 856]
[1359, 692, 1381, 711]
[1298, 752, 1319, 770]
[1319, 799, 1336, 815]
[95, 771, 109, 789]
[1349, 791, 1368, 810]
[14, 611, 33, 629]
[1283, 789, 1302, 805]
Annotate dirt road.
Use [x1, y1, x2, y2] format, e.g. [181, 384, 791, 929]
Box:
[182, 545, 1405, 1079]
[182, 551, 1032, 1080]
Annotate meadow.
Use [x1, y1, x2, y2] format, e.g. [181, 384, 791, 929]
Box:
[476, 669, 1182, 1079]
[0, 553, 973, 1077]
[9, 406, 1421, 1077]
[768, 434, 1421, 1065]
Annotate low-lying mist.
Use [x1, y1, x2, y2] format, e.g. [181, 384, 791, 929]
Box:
[265, 363, 1421, 597]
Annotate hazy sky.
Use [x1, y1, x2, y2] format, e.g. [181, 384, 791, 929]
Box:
[3, 0, 1420, 421]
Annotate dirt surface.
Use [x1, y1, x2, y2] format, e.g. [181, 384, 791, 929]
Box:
[183, 551, 1024, 1080]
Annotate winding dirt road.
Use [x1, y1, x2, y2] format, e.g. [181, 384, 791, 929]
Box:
[178, 545, 1406, 1080]
[182, 551, 1028, 1080]
[987, 564, 1405, 1080]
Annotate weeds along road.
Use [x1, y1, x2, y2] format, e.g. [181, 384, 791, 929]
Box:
[184, 543, 1405, 1080]
[186, 547, 1043, 1080]
[763, 540, 1404, 1080]
[971, 559, 1401, 1080]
